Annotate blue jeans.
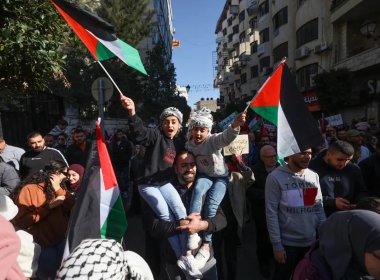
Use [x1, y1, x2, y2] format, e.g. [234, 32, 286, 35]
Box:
[37, 240, 65, 279]
[190, 175, 228, 243]
[139, 183, 188, 258]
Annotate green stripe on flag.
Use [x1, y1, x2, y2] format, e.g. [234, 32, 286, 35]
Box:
[96, 42, 116, 61]
[253, 106, 278, 126]
[100, 195, 128, 240]
[117, 39, 148, 75]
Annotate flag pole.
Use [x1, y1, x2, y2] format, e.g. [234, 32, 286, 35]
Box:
[96, 60, 124, 97]
[243, 57, 287, 112]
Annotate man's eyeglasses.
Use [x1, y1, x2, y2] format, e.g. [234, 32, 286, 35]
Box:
[58, 138, 65, 141]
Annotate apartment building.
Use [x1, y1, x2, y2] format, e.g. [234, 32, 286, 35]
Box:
[139, 0, 175, 63]
[194, 98, 220, 112]
[214, 0, 380, 122]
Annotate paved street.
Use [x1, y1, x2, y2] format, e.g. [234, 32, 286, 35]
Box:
[124, 214, 265, 279]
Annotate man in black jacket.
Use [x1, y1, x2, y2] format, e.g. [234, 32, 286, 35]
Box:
[246, 145, 278, 279]
[142, 150, 226, 280]
[309, 140, 368, 216]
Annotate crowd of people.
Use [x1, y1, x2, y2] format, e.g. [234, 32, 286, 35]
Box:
[1, 97, 380, 280]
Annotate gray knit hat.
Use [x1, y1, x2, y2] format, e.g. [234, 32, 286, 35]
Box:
[160, 107, 183, 124]
[187, 107, 213, 139]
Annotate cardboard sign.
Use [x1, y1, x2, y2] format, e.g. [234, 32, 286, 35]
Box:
[223, 134, 249, 156]
[219, 111, 238, 131]
[325, 114, 343, 126]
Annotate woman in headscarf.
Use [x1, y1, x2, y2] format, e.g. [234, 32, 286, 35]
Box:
[318, 209, 380, 279]
[12, 160, 74, 279]
[66, 164, 85, 195]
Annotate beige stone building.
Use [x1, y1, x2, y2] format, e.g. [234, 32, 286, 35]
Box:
[194, 98, 220, 112]
[214, 0, 380, 122]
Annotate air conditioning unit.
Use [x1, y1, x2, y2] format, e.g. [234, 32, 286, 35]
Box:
[314, 42, 328, 54]
[295, 46, 311, 60]
[309, 74, 317, 87]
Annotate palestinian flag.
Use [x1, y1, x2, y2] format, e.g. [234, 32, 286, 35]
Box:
[248, 115, 261, 131]
[63, 120, 127, 259]
[249, 62, 322, 158]
[51, 0, 147, 75]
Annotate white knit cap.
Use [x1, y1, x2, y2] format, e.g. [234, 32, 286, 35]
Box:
[187, 107, 213, 139]
[0, 194, 19, 221]
[160, 107, 183, 124]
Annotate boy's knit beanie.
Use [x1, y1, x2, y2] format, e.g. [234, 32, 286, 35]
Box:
[160, 107, 183, 124]
[187, 107, 213, 139]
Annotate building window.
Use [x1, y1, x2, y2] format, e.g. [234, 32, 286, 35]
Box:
[239, 31, 246, 43]
[249, 17, 258, 29]
[250, 41, 258, 54]
[297, 0, 308, 8]
[239, 10, 245, 22]
[260, 56, 270, 72]
[223, 42, 227, 49]
[273, 42, 288, 63]
[259, 0, 269, 17]
[259, 28, 270, 43]
[232, 25, 239, 34]
[273, 7, 288, 30]
[241, 73, 247, 84]
[296, 63, 318, 90]
[296, 18, 318, 48]
[223, 28, 227, 36]
[251, 65, 259, 78]
[228, 34, 233, 43]
[228, 17, 233, 26]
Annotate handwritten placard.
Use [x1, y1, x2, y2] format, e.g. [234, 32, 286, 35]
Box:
[223, 134, 249, 156]
[325, 114, 343, 126]
[219, 111, 238, 131]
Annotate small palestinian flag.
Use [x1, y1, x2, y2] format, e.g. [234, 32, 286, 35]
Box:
[51, 0, 147, 75]
[249, 62, 322, 158]
[63, 120, 127, 259]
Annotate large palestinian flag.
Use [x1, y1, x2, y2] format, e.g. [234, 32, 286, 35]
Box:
[63, 120, 127, 259]
[51, 0, 147, 75]
[249, 62, 322, 158]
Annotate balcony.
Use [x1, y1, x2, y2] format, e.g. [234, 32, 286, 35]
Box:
[247, 0, 259, 16]
[330, 0, 380, 23]
[334, 46, 380, 72]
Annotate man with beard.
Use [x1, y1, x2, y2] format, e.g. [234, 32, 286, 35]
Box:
[265, 148, 325, 280]
[309, 140, 368, 216]
[19, 132, 68, 179]
[65, 128, 91, 167]
[142, 150, 226, 280]
[247, 145, 278, 278]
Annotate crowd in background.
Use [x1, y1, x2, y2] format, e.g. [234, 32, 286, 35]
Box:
[1, 110, 380, 280]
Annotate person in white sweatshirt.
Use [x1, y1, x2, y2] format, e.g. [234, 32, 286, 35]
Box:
[265, 148, 326, 280]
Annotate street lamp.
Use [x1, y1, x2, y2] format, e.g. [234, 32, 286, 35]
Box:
[186, 84, 191, 93]
[360, 20, 379, 40]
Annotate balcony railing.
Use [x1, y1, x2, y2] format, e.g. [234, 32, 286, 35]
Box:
[330, 0, 348, 12]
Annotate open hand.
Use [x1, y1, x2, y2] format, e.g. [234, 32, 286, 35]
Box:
[48, 195, 65, 209]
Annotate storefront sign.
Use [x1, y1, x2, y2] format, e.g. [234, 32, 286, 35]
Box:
[368, 79, 380, 94]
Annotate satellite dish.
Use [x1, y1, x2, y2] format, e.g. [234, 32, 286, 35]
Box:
[91, 77, 113, 101]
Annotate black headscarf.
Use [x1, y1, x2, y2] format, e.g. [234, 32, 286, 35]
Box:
[319, 210, 380, 279]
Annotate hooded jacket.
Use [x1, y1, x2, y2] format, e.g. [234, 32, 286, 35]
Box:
[265, 165, 326, 251]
